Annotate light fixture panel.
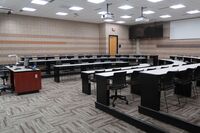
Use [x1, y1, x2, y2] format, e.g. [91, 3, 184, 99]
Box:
[118, 5, 133, 10]
[31, 0, 48, 5]
[143, 10, 155, 15]
[87, 0, 105, 4]
[22, 7, 36, 12]
[170, 4, 185, 9]
[69, 6, 84, 11]
[135, 17, 149, 22]
[116, 21, 125, 24]
[120, 15, 132, 19]
[56, 12, 68, 16]
[147, 0, 163, 3]
[187, 10, 200, 14]
[160, 15, 171, 18]
[98, 11, 107, 15]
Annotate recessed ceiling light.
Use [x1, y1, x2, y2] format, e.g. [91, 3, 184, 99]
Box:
[147, 0, 163, 3]
[56, 12, 68, 16]
[31, 0, 48, 5]
[187, 10, 200, 14]
[104, 19, 114, 22]
[98, 11, 107, 15]
[118, 5, 133, 10]
[22, 7, 36, 12]
[116, 21, 125, 24]
[120, 15, 132, 19]
[87, 0, 105, 4]
[143, 10, 155, 14]
[69, 6, 84, 11]
[170, 4, 185, 9]
[160, 15, 171, 18]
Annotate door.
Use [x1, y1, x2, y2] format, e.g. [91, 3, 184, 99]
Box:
[109, 35, 118, 56]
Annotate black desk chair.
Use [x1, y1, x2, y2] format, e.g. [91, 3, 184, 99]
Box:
[126, 70, 141, 97]
[0, 66, 8, 86]
[192, 66, 200, 97]
[174, 68, 194, 104]
[161, 66, 169, 69]
[109, 71, 128, 107]
[147, 68, 156, 71]
[159, 71, 177, 112]
[172, 65, 179, 67]
[89, 70, 105, 89]
[112, 68, 121, 71]
[0, 66, 10, 95]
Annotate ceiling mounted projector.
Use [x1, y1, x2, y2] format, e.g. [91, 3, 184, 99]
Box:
[135, 7, 149, 22]
[101, 3, 114, 22]
[101, 12, 113, 19]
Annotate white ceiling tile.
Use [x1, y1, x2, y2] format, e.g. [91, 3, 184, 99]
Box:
[0, 0, 200, 25]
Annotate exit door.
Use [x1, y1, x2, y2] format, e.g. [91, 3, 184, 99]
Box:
[109, 35, 118, 56]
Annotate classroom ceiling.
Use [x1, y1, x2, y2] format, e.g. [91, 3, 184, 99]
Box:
[1, 0, 200, 25]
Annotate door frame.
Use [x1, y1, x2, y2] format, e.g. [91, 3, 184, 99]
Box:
[109, 35, 118, 55]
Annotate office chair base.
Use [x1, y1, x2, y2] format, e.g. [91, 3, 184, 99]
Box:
[110, 95, 128, 107]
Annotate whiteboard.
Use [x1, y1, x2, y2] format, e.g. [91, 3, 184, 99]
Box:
[170, 18, 200, 39]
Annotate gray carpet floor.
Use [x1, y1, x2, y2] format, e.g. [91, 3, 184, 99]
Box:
[0, 75, 199, 133]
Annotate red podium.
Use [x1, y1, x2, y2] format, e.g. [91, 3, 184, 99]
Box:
[6, 66, 41, 94]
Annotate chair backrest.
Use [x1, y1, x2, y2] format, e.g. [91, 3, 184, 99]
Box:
[112, 68, 121, 71]
[0, 65, 9, 78]
[95, 70, 105, 74]
[37, 57, 46, 60]
[194, 66, 200, 80]
[160, 71, 175, 90]
[186, 68, 194, 81]
[172, 65, 179, 67]
[162, 71, 175, 84]
[94, 70, 105, 79]
[175, 68, 193, 83]
[132, 70, 140, 77]
[161, 66, 169, 69]
[112, 71, 126, 86]
[147, 68, 156, 71]
[130, 70, 141, 85]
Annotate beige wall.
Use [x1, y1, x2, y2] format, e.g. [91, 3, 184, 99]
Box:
[2, 13, 199, 64]
[0, 14, 100, 64]
[100, 23, 135, 54]
[139, 22, 200, 58]
[0, 14, 136, 64]
[99, 23, 107, 54]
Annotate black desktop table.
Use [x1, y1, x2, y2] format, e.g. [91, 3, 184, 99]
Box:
[81, 63, 150, 95]
[138, 63, 200, 111]
[54, 61, 129, 83]
[94, 59, 187, 107]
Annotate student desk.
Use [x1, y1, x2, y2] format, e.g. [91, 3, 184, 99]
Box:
[6, 66, 41, 95]
[95, 59, 186, 107]
[170, 55, 200, 63]
[139, 63, 200, 111]
[81, 63, 150, 95]
[19, 57, 146, 75]
[54, 61, 129, 83]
